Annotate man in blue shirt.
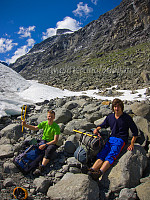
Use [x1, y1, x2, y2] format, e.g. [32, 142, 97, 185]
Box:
[88, 98, 138, 180]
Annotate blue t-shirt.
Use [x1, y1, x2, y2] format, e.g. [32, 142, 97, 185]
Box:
[98, 112, 138, 143]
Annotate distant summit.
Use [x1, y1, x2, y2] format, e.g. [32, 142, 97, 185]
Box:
[0, 61, 8, 66]
[10, 0, 150, 91]
[56, 29, 73, 35]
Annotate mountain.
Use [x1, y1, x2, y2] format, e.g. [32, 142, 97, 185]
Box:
[10, 0, 150, 91]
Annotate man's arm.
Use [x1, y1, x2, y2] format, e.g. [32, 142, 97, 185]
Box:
[127, 136, 137, 151]
[93, 126, 101, 135]
[39, 135, 59, 150]
[22, 121, 39, 131]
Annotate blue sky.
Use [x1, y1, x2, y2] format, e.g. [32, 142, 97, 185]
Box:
[0, 0, 122, 64]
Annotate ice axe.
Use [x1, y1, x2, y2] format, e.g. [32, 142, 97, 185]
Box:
[21, 105, 27, 132]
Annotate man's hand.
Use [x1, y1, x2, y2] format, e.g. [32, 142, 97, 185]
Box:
[39, 144, 47, 150]
[127, 136, 137, 151]
[93, 127, 101, 136]
[127, 144, 134, 151]
[22, 120, 26, 126]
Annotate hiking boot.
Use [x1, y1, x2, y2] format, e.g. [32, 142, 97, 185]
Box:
[33, 165, 45, 176]
[33, 168, 41, 176]
[87, 168, 102, 181]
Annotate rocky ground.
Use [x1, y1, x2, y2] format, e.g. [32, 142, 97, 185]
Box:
[0, 96, 150, 200]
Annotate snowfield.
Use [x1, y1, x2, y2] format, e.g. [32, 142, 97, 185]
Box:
[0, 63, 149, 118]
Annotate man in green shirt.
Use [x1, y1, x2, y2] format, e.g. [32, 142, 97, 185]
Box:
[22, 110, 60, 175]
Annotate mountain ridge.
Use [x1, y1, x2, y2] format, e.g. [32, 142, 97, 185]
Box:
[10, 0, 150, 91]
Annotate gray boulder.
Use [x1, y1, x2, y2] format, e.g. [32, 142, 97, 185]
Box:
[119, 188, 137, 200]
[1, 123, 23, 141]
[33, 177, 52, 193]
[101, 145, 147, 192]
[0, 144, 14, 158]
[55, 108, 72, 124]
[64, 119, 95, 135]
[47, 174, 99, 200]
[136, 179, 150, 200]
[131, 102, 150, 121]
[133, 116, 150, 140]
[37, 112, 47, 124]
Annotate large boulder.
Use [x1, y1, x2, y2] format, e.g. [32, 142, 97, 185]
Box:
[131, 102, 150, 121]
[47, 174, 99, 200]
[133, 116, 150, 140]
[136, 178, 150, 200]
[1, 123, 23, 141]
[101, 145, 147, 192]
[0, 144, 14, 158]
[55, 108, 72, 124]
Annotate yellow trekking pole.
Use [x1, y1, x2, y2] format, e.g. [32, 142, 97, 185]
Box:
[73, 129, 98, 138]
[21, 105, 27, 132]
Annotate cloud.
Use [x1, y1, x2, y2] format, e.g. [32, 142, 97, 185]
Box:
[18, 26, 35, 38]
[42, 16, 81, 40]
[91, 0, 98, 5]
[72, 2, 93, 18]
[0, 38, 18, 53]
[6, 38, 35, 64]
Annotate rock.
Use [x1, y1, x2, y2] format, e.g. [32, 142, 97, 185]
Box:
[119, 188, 137, 200]
[55, 108, 72, 124]
[136, 179, 150, 200]
[37, 112, 47, 124]
[94, 116, 106, 126]
[1, 124, 23, 141]
[133, 116, 150, 140]
[47, 174, 99, 200]
[64, 135, 79, 154]
[3, 161, 19, 173]
[0, 144, 14, 158]
[85, 111, 103, 123]
[64, 119, 95, 135]
[101, 145, 147, 192]
[67, 157, 81, 168]
[141, 70, 149, 83]
[131, 102, 150, 121]
[33, 177, 52, 193]
[82, 104, 100, 114]
[3, 178, 16, 187]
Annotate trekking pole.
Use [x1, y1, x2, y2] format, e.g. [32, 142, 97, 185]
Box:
[73, 129, 98, 138]
[21, 105, 27, 132]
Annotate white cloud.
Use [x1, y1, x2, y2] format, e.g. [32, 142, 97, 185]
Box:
[18, 26, 35, 38]
[73, 2, 93, 17]
[0, 38, 18, 53]
[6, 38, 35, 64]
[42, 28, 57, 40]
[91, 0, 98, 5]
[42, 16, 81, 40]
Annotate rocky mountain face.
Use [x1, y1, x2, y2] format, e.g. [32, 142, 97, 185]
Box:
[10, 0, 150, 91]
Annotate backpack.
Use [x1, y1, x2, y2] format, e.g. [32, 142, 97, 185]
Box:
[13, 144, 44, 174]
[73, 130, 105, 164]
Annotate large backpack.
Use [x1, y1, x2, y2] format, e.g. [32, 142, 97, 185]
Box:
[13, 143, 44, 174]
[73, 129, 105, 164]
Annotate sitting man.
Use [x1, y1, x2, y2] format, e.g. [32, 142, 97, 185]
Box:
[22, 110, 60, 175]
[88, 98, 138, 180]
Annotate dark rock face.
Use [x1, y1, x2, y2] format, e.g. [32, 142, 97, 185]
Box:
[10, 0, 150, 91]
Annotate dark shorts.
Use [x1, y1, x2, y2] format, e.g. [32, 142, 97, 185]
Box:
[39, 140, 58, 160]
[97, 137, 125, 165]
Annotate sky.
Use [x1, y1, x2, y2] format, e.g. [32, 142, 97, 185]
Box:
[0, 0, 122, 64]
[0, 63, 149, 118]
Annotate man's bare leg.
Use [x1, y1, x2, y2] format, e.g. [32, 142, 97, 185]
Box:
[42, 157, 50, 166]
[92, 159, 104, 171]
[100, 160, 111, 173]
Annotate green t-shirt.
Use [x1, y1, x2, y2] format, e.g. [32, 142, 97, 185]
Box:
[38, 121, 60, 142]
